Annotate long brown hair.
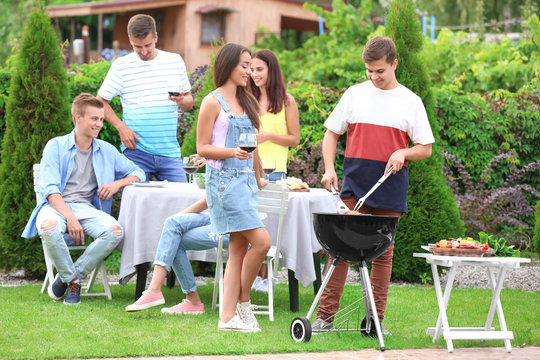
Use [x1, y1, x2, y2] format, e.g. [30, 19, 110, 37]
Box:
[250, 49, 287, 114]
[213, 43, 260, 129]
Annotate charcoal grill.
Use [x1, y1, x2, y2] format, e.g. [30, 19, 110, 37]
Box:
[290, 212, 398, 351]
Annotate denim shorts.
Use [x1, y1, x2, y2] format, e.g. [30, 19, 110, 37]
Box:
[205, 166, 264, 235]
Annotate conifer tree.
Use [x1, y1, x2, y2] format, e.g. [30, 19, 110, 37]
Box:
[384, 0, 465, 281]
[0, 7, 71, 274]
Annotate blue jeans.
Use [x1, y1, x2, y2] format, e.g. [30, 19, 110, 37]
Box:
[124, 148, 187, 182]
[36, 203, 123, 283]
[153, 213, 229, 294]
[268, 172, 286, 182]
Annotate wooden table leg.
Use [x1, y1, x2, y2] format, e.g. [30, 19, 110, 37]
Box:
[288, 269, 299, 313]
[135, 263, 148, 301]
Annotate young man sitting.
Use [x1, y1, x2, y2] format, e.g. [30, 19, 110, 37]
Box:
[22, 93, 144, 305]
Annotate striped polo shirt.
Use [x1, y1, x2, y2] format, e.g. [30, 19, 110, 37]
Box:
[324, 81, 435, 212]
[98, 50, 191, 157]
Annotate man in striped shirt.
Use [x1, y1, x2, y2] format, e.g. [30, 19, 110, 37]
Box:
[97, 14, 194, 182]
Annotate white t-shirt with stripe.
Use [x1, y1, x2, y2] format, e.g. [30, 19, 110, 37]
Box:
[98, 50, 191, 157]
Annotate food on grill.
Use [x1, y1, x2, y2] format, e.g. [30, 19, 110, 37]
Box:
[276, 176, 309, 190]
[435, 237, 490, 250]
[345, 210, 361, 215]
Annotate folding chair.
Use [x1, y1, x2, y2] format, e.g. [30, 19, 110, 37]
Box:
[212, 183, 289, 321]
[34, 164, 112, 300]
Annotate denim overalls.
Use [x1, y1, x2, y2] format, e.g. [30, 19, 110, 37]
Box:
[205, 91, 264, 235]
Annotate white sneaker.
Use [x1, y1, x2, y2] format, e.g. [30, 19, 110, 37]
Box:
[236, 300, 259, 329]
[251, 276, 262, 291]
[218, 314, 261, 332]
[256, 278, 268, 293]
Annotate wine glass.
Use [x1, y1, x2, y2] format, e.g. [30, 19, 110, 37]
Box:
[261, 158, 276, 181]
[238, 132, 257, 167]
[182, 156, 198, 183]
[167, 80, 181, 113]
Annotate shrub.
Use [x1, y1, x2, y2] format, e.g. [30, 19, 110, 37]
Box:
[435, 79, 540, 191]
[288, 142, 344, 187]
[67, 61, 122, 149]
[0, 8, 71, 275]
[385, 0, 465, 282]
[421, 22, 538, 94]
[263, 0, 372, 90]
[534, 200, 540, 253]
[443, 151, 540, 248]
[287, 85, 345, 184]
[0, 67, 11, 154]
[180, 64, 212, 161]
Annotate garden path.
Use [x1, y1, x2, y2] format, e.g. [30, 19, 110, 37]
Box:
[92, 346, 540, 359]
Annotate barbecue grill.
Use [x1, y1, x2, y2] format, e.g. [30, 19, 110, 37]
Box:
[290, 212, 398, 351]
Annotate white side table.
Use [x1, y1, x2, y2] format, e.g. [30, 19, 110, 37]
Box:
[413, 252, 530, 353]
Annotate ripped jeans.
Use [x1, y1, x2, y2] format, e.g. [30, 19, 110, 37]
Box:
[36, 203, 123, 283]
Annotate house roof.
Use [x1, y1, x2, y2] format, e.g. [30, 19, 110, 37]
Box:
[47, 0, 187, 18]
[47, 0, 331, 18]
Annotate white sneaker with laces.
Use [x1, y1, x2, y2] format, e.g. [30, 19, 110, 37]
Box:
[218, 314, 261, 332]
[236, 300, 259, 329]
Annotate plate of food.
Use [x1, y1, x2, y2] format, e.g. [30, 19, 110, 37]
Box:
[428, 237, 495, 257]
[276, 176, 309, 192]
[130, 180, 168, 188]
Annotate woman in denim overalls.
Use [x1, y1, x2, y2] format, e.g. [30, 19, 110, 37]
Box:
[197, 43, 271, 332]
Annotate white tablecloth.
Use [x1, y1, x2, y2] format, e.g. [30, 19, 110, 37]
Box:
[117, 182, 335, 286]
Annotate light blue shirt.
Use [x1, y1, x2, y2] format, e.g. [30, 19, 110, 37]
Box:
[22, 130, 145, 238]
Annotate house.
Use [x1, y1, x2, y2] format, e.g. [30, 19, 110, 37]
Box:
[47, 0, 329, 71]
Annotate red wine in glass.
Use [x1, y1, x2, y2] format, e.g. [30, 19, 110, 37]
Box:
[183, 166, 198, 174]
[263, 168, 275, 176]
[240, 146, 256, 153]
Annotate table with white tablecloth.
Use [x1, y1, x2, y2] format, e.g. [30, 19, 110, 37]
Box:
[117, 182, 336, 308]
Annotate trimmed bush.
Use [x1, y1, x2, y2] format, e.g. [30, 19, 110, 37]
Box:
[385, 0, 465, 282]
[0, 8, 71, 275]
[534, 200, 540, 253]
[180, 64, 213, 161]
[67, 61, 122, 149]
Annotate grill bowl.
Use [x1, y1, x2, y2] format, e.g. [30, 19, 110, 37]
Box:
[313, 212, 399, 263]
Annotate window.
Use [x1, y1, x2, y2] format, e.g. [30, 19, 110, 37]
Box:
[201, 12, 226, 45]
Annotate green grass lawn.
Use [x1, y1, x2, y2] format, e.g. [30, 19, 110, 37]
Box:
[1, 281, 538, 358]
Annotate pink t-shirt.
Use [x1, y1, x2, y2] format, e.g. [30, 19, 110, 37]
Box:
[207, 106, 229, 169]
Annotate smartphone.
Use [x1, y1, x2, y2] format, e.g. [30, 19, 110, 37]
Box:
[168, 91, 180, 96]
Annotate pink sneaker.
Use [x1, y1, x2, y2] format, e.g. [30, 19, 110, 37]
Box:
[161, 299, 204, 315]
[125, 290, 165, 312]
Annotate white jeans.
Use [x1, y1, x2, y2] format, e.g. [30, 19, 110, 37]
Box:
[36, 203, 123, 283]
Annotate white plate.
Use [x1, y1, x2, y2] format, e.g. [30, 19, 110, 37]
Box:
[130, 180, 168, 188]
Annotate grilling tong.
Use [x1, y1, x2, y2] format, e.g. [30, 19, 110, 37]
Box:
[330, 166, 394, 214]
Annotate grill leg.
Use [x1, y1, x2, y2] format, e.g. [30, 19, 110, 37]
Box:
[361, 260, 385, 351]
[306, 257, 340, 320]
[360, 263, 371, 333]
